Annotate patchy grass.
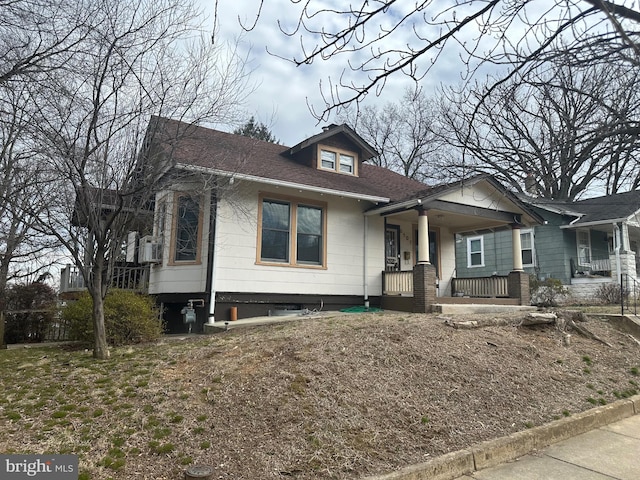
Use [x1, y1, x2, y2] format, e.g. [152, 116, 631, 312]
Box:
[1, 311, 639, 479]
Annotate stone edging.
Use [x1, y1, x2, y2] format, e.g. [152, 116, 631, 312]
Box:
[362, 395, 640, 480]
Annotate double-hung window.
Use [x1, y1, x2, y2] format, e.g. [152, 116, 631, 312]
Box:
[259, 195, 326, 267]
[318, 146, 358, 176]
[521, 229, 534, 267]
[467, 236, 484, 268]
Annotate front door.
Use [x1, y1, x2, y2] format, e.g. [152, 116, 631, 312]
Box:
[414, 229, 439, 277]
[385, 225, 400, 271]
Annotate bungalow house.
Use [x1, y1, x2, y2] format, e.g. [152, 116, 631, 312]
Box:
[454, 190, 640, 301]
[60, 118, 543, 332]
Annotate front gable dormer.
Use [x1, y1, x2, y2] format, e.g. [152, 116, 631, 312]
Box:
[284, 124, 378, 177]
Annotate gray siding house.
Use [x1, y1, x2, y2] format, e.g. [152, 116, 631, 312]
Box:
[455, 190, 640, 301]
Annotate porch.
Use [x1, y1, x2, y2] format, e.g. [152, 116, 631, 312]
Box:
[381, 268, 528, 313]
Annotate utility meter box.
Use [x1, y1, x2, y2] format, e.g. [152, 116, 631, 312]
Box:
[181, 306, 196, 324]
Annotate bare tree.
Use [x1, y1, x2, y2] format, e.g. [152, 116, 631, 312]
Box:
[20, 0, 248, 359]
[439, 58, 640, 200]
[0, 0, 97, 85]
[0, 81, 60, 348]
[232, 1, 640, 120]
[338, 88, 447, 183]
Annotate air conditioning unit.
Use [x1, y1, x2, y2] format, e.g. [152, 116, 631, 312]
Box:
[139, 236, 162, 264]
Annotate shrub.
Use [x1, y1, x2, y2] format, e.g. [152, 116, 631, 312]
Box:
[594, 282, 626, 304]
[63, 290, 162, 346]
[530, 276, 569, 307]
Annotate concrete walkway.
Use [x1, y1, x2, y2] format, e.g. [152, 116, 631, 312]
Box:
[365, 398, 640, 480]
[455, 414, 640, 480]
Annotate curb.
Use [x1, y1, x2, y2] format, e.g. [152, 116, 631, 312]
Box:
[362, 395, 640, 480]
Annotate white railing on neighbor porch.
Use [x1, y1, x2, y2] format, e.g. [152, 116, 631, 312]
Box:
[60, 265, 150, 293]
[451, 276, 509, 298]
[383, 270, 413, 295]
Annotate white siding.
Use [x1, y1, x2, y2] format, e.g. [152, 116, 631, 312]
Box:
[214, 183, 383, 296]
[148, 188, 210, 295]
[150, 181, 386, 297]
[439, 182, 516, 211]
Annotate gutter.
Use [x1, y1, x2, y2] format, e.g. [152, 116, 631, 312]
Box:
[178, 163, 390, 204]
[560, 217, 630, 229]
[365, 198, 422, 216]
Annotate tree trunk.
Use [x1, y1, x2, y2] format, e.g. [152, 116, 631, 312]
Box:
[0, 310, 6, 349]
[89, 264, 110, 360]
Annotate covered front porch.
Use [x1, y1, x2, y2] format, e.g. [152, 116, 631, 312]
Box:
[366, 176, 542, 313]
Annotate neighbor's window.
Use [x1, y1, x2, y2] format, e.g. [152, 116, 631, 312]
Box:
[318, 146, 358, 175]
[173, 194, 201, 262]
[467, 236, 484, 267]
[577, 229, 591, 266]
[521, 229, 534, 267]
[259, 196, 325, 267]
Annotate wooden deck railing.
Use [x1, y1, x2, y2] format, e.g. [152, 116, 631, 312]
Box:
[451, 276, 509, 298]
[60, 265, 150, 293]
[382, 270, 413, 295]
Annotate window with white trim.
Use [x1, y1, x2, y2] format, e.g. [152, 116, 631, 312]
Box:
[259, 196, 326, 267]
[521, 229, 535, 267]
[318, 145, 358, 176]
[467, 236, 484, 267]
[577, 229, 591, 266]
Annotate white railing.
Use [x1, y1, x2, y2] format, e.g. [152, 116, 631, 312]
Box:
[383, 270, 413, 295]
[451, 276, 509, 298]
[60, 265, 150, 293]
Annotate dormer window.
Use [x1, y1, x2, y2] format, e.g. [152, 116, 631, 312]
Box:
[318, 145, 358, 176]
[339, 154, 354, 173]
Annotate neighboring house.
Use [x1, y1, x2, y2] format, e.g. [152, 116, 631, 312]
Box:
[61, 118, 543, 332]
[455, 190, 640, 301]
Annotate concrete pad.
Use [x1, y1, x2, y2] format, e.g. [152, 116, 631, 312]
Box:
[602, 414, 640, 439]
[472, 454, 614, 480]
[544, 427, 640, 480]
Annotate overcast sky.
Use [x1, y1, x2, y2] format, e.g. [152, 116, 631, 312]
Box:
[202, 1, 477, 146]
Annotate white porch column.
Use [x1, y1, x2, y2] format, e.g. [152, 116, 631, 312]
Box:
[621, 222, 631, 252]
[511, 224, 524, 272]
[417, 209, 430, 264]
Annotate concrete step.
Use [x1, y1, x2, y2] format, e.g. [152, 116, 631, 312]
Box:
[432, 304, 538, 315]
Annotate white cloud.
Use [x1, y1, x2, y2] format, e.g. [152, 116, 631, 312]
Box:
[200, 0, 569, 146]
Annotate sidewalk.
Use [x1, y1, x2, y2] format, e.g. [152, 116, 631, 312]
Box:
[455, 414, 640, 480]
[364, 397, 640, 480]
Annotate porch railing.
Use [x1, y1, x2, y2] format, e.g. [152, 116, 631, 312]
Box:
[60, 264, 150, 293]
[571, 257, 611, 276]
[382, 270, 413, 295]
[451, 276, 509, 298]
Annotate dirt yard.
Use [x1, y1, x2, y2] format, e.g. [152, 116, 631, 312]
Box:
[1, 310, 639, 479]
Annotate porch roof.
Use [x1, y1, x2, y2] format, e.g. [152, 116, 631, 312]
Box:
[365, 175, 545, 227]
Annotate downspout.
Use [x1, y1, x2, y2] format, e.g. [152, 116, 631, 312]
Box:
[363, 214, 369, 310]
[206, 193, 218, 324]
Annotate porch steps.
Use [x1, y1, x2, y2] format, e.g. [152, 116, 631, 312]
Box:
[431, 304, 537, 315]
